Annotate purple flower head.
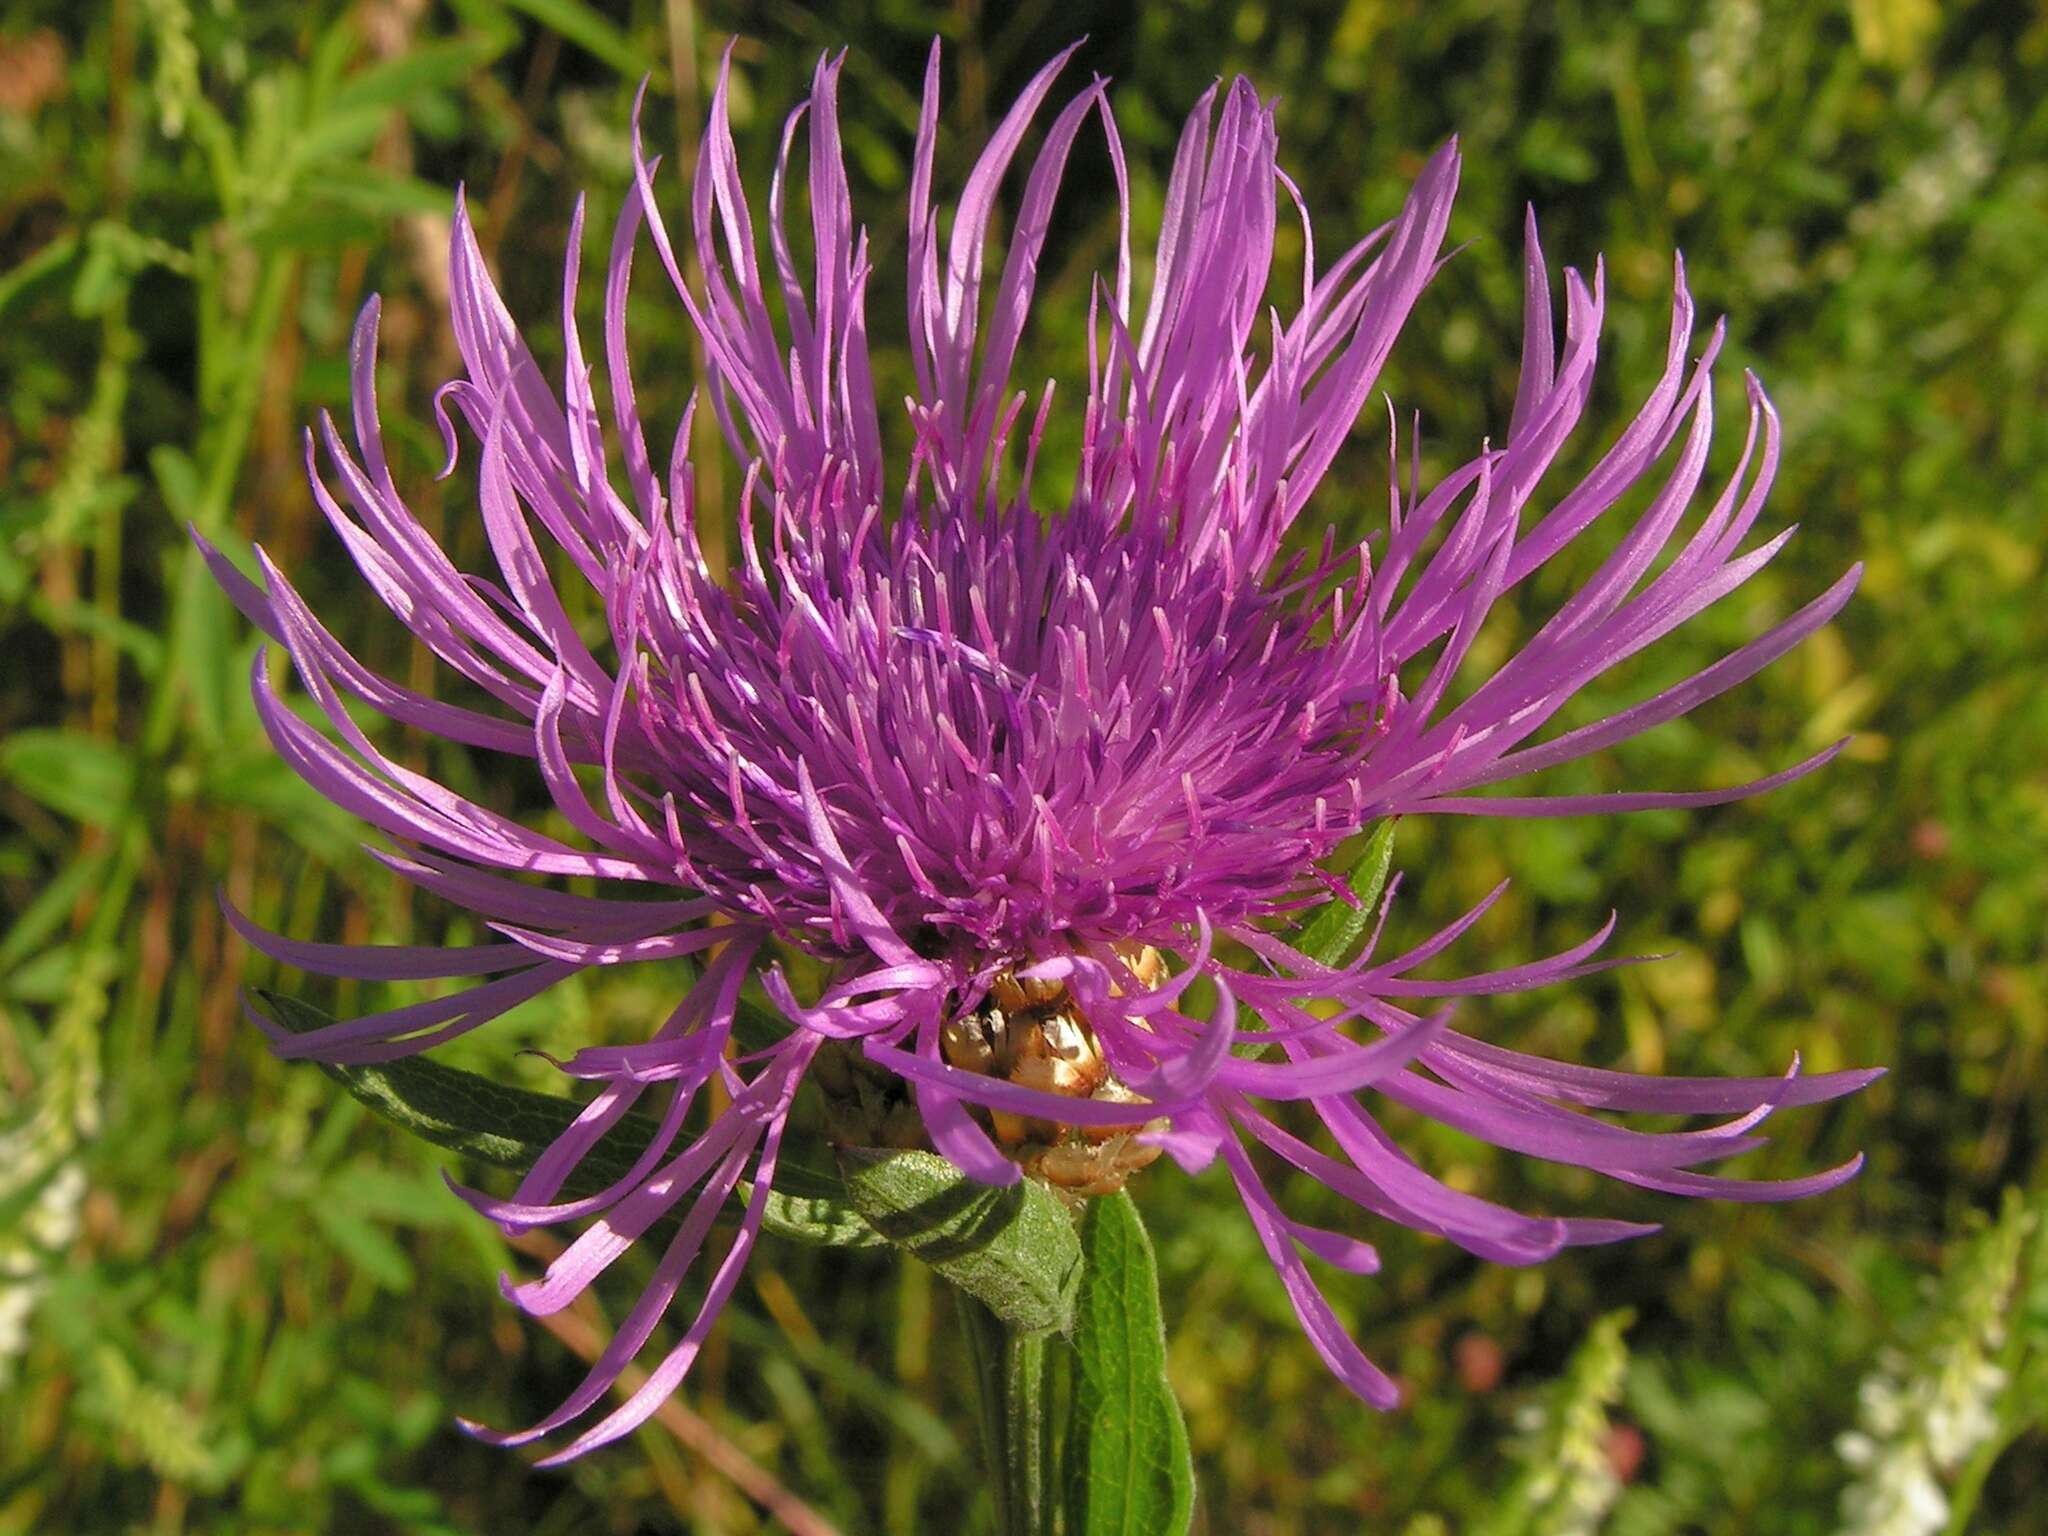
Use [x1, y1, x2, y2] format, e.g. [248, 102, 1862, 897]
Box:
[205, 43, 1874, 1462]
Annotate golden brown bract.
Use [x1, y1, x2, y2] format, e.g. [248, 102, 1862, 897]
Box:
[938, 950, 1168, 1199]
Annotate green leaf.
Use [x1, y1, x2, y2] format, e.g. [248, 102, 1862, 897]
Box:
[253, 990, 879, 1249]
[497, 0, 662, 82]
[279, 105, 394, 177]
[148, 444, 203, 523]
[1064, 1192, 1195, 1536]
[1292, 820, 1397, 968]
[326, 37, 504, 118]
[838, 1149, 1082, 1336]
[201, 753, 363, 864]
[246, 206, 385, 254]
[0, 849, 109, 976]
[734, 994, 795, 1054]
[0, 730, 136, 826]
[25, 596, 164, 678]
[0, 233, 80, 319]
[311, 167, 459, 219]
[4, 942, 82, 1004]
[312, 1202, 416, 1291]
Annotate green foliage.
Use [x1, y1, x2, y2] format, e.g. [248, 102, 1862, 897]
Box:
[840, 1150, 1082, 1336]
[1832, 1188, 2040, 1536]
[1293, 820, 1399, 970]
[258, 988, 880, 1247]
[2, 0, 2044, 1531]
[1597, 1185, 2048, 1536]
[1063, 1193, 1194, 1536]
[1482, 1311, 1635, 1536]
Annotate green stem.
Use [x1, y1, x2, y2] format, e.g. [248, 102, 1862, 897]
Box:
[960, 1295, 1064, 1536]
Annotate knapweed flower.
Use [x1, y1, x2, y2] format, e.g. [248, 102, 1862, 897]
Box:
[204, 44, 1874, 1462]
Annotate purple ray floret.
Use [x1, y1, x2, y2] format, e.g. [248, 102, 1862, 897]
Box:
[206, 42, 1874, 1461]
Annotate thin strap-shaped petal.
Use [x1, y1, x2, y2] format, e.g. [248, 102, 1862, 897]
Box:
[1219, 1135, 1402, 1408]
[221, 892, 526, 981]
[530, 1038, 818, 1463]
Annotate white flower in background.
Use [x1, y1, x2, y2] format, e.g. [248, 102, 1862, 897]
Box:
[0, 965, 104, 1387]
[0, 1160, 91, 1387]
[1835, 1194, 2032, 1536]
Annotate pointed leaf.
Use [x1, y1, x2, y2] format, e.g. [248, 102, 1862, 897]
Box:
[253, 989, 879, 1248]
[327, 38, 505, 117]
[838, 1148, 1082, 1336]
[497, 0, 661, 82]
[0, 730, 136, 827]
[1064, 1192, 1195, 1535]
[1293, 820, 1398, 968]
[0, 233, 80, 318]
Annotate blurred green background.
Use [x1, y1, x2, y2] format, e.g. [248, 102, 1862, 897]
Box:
[3, 0, 2046, 1531]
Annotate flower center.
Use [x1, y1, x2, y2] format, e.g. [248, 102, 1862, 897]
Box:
[937, 949, 1166, 1198]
